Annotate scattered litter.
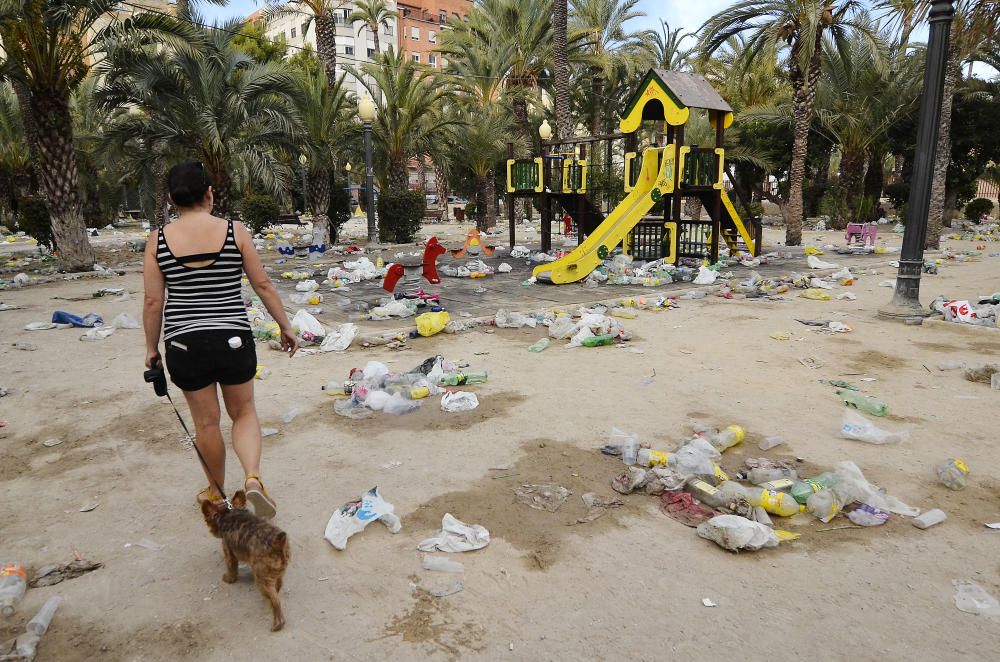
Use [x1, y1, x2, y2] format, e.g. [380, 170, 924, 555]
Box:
[80, 326, 115, 341]
[912, 509, 947, 529]
[662, 491, 718, 527]
[770, 332, 791, 341]
[758, 436, 784, 451]
[985, 523, 1000, 529]
[574, 493, 624, 524]
[131, 538, 164, 551]
[320, 323, 358, 352]
[528, 337, 550, 352]
[702, 598, 717, 608]
[42, 438, 63, 448]
[78, 502, 99, 513]
[697, 514, 779, 552]
[422, 555, 464, 573]
[798, 357, 823, 370]
[693, 266, 718, 285]
[837, 292, 857, 300]
[807, 255, 838, 269]
[379, 460, 402, 470]
[839, 409, 907, 444]
[29, 560, 102, 588]
[514, 484, 571, 512]
[261, 427, 279, 437]
[638, 370, 656, 388]
[111, 313, 140, 329]
[964, 364, 999, 385]
[440, 391, 479, 412]
[427, 581, 464, 598]
[12, 342, 37, 351]
[282, 407, 299, 423]
[498, 263, 512, 273]
[417, 514, 490, 553]
[953, 580, 1000, 619]
[324, 486, 402, 550]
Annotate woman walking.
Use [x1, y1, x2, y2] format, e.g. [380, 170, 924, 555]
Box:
[143, 162, 297, 518]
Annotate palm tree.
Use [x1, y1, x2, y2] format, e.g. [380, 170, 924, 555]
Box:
[570, 0, 651, 136]
[174, 0, 227, 20]
[350, 48, 456, 192]
[348, 0, 396, 54]
[551, 0, 573, 140]
[700, 0, 871, 246]
[295, 69, 355, 245]
[0, 84, 29, 225]
[649, 20, 695, 71]
[0, 0, 191, 269]
[451, 107, 523, 231]
[98, 20, 302, 217]
[265, 0, 345, 88]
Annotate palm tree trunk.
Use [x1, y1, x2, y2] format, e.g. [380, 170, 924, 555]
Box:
[315, 11, 339, 89]
[10, 79, 43, 188]
[152, 158, 169, 229]
[926, 34, 960, 249]
[212, 169, 233, 218]
[434, 163, 450, 221]
[309, 167, 332, 246]
[784, 31, 824, 247]
[485, 169, 497, 229]
[475, 172, 489, 232]
[511, 97, 530, 223]
[551, 0, 572, 141]
[388, 158, 408, 192]
[863, 150, 884, 203]
[590, 67, 603, 137]
[372, 23, 380, 54]
[30, 88, 94, 269]
[840, 148, 866, 220]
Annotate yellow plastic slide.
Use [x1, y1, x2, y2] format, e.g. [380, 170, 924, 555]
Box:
[533, 147, 671, 284]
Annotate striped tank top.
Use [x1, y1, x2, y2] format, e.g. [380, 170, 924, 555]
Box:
[156, 220, 251, 341]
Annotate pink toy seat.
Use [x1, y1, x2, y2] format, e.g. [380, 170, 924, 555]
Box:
[845, 223, 877, 245]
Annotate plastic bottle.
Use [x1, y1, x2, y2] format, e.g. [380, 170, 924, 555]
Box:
[386, 384, 430, 400]
[582, 334, 615, 347]
[636, 449, 670, 467]
[912, 508, 947, 529]
[528, 338, 551, 352]
[837, 390, 888, 417]
[747, 466, 797, 485]
[27, 596, 62, 635]
[685, 478, 732, 508]
[621, 438, 639, 466]
[790, 472, 839, 504]
[438, 371, 488, 386]
[254, 365, 271, 380]
[322, 381, 354, 397]
[936, 459, 970, 490]
[759, 478, 795, 492]
[806, 488, 842, 522]
[723, 484, 801, 516]
[0, 563, 27, 616]
[708, 425, 745, 452]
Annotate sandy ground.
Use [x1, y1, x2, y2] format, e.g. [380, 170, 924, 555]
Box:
[2, 226, 1000, 660]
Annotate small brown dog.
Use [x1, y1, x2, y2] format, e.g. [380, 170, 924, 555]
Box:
[201, 490, 291, 631]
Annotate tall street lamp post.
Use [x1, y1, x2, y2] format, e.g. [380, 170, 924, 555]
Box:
[879, 0, 956, 321]
[358, 96, 378, 243]
[298, 153, 308, 213]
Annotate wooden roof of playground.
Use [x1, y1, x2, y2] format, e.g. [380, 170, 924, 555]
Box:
[620, 69, 733, 132]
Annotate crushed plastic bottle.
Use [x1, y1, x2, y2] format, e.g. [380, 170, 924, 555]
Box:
[708, 425, 745, 452]
[438, 371, 488, 386]
[685, 478, 732, 508]
[581, 334, 615, 347]
[806, 488, 842, 523]
[791, 472, 839, 504]
[528, 338, 551, 352]
[747, 466, 797, 485]
[936, 459, 970, 490]
[838, 390, 888, 417]
[0, 563, 27, 616]
[721, 483, 801, 516]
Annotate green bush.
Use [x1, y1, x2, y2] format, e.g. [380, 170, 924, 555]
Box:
[464, 201, 477, 221]
[819, 187, 851, 230]
[965, 197, 994, 221]
[17, 197, 54, 250]
[240, 194, 280, 235]
[377, 190, 425, 243]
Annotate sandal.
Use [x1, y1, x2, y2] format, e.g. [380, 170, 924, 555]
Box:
[196, 487, 224, 506]
[244, 473, 277, 519]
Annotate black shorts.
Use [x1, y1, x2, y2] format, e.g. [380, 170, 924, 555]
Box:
[164, 330, 256, 392]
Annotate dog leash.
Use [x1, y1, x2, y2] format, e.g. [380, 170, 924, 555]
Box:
[163, 390, 233, 511]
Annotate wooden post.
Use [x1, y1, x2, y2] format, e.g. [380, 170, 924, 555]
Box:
[576, 144, 587, 246]
[671, 125, 684, 227]
[712, 113, 725, 263]
[605, 138, 613, 214]
[506, 142, 515, 249]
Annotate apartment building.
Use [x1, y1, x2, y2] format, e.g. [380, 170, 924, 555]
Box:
[252, 2, 399, 98]
[396, 0, 472, 69]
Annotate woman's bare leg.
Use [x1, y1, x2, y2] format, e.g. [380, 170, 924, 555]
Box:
[219, 380, 264, 492]
[182, 383, 225, 499]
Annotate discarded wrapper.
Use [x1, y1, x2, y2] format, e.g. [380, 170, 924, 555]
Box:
[324, 486, 402, 550]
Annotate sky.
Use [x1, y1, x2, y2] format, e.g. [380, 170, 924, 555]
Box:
[203, 0, 995, 78]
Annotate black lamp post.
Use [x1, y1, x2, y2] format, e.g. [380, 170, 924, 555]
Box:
[879, 0, 956, 321]
[358, 96, 378, 244]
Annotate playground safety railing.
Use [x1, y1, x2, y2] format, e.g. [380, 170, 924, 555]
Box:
[505, 158, 543, 193]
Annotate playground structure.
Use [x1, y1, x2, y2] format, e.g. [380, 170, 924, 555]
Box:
[505, 69, 762, 284]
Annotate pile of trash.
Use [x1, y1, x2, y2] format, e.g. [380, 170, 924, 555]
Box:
[605, 418, 933, 553]
[22, 310, 139, 341]
[929, 294, 1000, 328]
[327, 356, 486, 418]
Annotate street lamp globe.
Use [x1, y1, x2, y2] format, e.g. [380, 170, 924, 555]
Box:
[345, 162, 352, 172]
[299, 153, 308, 165]
[538, 119, 552, 141]
[358, 96, 377, 123]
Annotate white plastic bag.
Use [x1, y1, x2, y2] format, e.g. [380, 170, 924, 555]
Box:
[362, 360, 390, 383]
[417, 513, 490, 553]
[697, 514, 779, 552]
[668, 444, 716, 478]
[291, 310, 325, 341]
[807, 255, 838, 269]
[441, 392, 479, 412]
[295, 279, 319, 292]
[833, 460, 919, 516]
[839, 409, 908, 445]
[498, 263, 512, 273]
[111, 313, 140, 329]
[693, 266, 718, 285]
[383, 392, 420, 415]
[364, 389, 390, 411]
[320, 323, 358, 352]
[494, 309, 537, 329]
[548, 316, 576, 339]
[323, 486, 402, 550]
[80, 326, 115, 341]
